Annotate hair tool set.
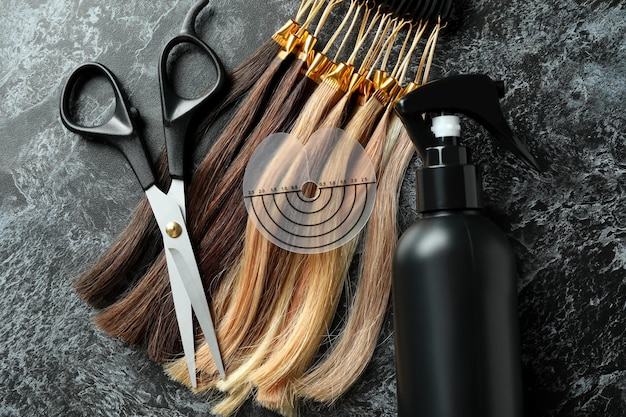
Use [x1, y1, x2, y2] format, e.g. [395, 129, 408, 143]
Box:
[59, 0, 534, 415]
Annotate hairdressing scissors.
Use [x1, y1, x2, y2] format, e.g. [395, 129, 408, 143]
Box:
[59, 0, 225, 386]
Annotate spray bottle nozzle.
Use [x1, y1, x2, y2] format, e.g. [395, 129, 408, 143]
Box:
[395, 74, 540, 171]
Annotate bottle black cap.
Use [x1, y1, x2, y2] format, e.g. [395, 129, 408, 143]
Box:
[417, 141, 483, 212]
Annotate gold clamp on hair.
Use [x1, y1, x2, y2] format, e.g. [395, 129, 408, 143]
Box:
[374, 70, 400, 105]
[321, 62, 354, 93]
[272, 20, 300, 47]
[399, 80, 420, 101]
[297, 31, 318, 63]
[277, 32, 303, 60]
[349, 71, 370, 106]
[305, 52, 333, 83]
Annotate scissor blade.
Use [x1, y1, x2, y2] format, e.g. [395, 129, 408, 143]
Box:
[167, 250, 197, 388]
[169, 247, 226, 379]
[164, 179, 196, 385]
[145, 185, 225, 379]
[167, 178, 186, 219]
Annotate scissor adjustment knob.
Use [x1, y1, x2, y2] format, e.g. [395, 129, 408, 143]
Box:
[166, 221, 183, 238]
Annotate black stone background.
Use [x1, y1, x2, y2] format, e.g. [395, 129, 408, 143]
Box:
[0, 0, 624, 416]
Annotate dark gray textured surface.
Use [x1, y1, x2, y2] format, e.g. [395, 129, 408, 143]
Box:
[1, 0, 625, 416]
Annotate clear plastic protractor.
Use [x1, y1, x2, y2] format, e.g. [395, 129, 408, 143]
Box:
[243, 127, 377, 254]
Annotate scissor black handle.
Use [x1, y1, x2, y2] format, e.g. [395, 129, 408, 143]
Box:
[159, 0, 226, 180]
[60, 62, 156, 190]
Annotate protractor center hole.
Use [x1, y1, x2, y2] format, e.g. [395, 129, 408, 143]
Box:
[301, 181, 320, 201]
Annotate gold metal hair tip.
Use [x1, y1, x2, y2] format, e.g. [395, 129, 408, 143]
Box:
[272, 20, 300, 47]
[305, 52, 332, 83]
[350, 72, 372, 106]
[370, 89, 387, 106]
[367, 70, 396, 105]
[349, 72, 365, 94]
[359, 77, 375, 101]
[379, 75, 400, 102]
[403, 81, 420, 95]
[279, 33, 301, 58]
[393, 81, 420, 105]
[298, 32, 318, 62]
[370, 70, 386, 90]
[322, 62, 354, 92]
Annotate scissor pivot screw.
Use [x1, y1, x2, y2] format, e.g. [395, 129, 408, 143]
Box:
[166, 221, 183, 238]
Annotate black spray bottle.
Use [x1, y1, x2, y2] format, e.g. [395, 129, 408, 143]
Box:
[392, 74, 539, 417]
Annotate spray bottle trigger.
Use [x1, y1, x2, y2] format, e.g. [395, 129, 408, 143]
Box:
[395, 74, 540, 171]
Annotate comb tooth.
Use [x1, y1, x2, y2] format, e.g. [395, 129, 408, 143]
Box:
[428, 0, 444, 21]
[373, 0, 410, 20]
[439, 0, 454, 22]
[395, 0, 409, 17]
[375, 0, 393, 15]
[358, 0, 378, 9]
[427, 0, 453, 23]
[377, 0, 406, 16]
[410, 0, 429, 22]
[422, 0, 439, 21]
[394, 0, 409, 18]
